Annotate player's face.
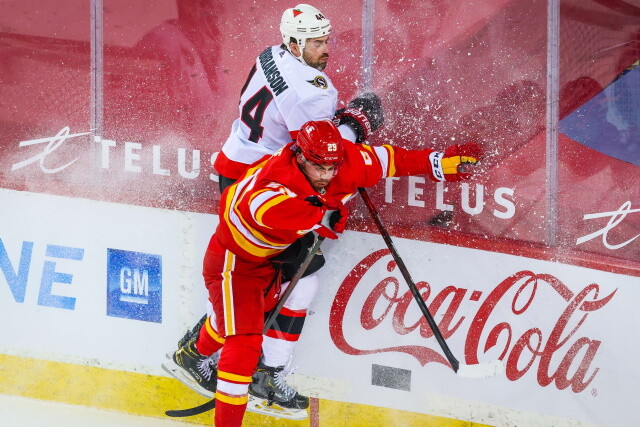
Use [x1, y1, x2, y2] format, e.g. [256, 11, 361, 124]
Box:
[303, 36, 330, 71]
[298, 154, 338, 191]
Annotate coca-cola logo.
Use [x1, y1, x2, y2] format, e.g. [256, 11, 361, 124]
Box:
[329, 249, 617, 393]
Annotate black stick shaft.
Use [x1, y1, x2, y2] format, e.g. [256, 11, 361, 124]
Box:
[263, 234, 325, 334]
[358, 188, 460, 372]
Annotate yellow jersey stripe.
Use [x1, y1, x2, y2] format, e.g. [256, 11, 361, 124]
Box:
[223, 176, 284, 258]
[254, 194, 290, 227]
[382, 145, 396, 177]
[204, 319, 226, 345]
[248, 188, 284, 227]
[232, 195, 288, 247]
[247, 187, 274, 209]
[222, 250, 235, 336]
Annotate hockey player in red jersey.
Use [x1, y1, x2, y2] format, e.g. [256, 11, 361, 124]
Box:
[162, 4, 385, 418]
[199, 119, 481, 426]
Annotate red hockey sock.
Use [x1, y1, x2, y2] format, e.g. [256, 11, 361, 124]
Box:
[214, 395, 248, 427]
[214, 334, 262, 427]
[194, 316, 225, 356]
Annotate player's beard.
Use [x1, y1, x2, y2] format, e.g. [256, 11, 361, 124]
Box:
[311, 178, 330, 191]
[305, 52, 329, 71]
[304, 171, 330, 191]
[299, 165, 330, 192]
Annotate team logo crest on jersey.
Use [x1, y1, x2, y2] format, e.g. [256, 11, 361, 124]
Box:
[307, 76, 328, 89]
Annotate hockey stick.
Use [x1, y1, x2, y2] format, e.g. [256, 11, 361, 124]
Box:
[358, 187, 503, 378]
[165, 234, 325, 418]
[165, 399, 215, 417]
[263, 233, 325, 334]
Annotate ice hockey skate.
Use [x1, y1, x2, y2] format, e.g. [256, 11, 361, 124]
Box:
[246, 361, 309, 420]
[161, 338, 218, 398]
[165, 358, 309, 420]
[176, 314, 207, 349]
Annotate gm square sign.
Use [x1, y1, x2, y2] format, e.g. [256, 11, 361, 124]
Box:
[107, 248, 162, 323]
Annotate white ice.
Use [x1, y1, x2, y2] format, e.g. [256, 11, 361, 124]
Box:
[0, 394, 187, 427]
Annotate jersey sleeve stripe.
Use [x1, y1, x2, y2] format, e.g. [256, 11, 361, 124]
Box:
[223, 176, 287, 258]
[247, 183, 296, 227]
[253, 193, 290, 228]
[231, 192, 289, 248]
[373, 145, 396, 177]
[248, 188, 279, 225]
[233, 180, 298, 247]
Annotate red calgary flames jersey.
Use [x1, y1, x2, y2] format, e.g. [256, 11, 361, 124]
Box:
[212, 140, 436, 262]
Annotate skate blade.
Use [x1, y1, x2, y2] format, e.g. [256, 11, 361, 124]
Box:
[161, 356, 214, 399]
[246, 395, 308, 420]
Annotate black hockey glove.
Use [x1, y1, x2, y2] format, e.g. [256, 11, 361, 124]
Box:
[348, 92, 384, 131]
[336, 92, 384, 143]
[305, 195, 324, 207]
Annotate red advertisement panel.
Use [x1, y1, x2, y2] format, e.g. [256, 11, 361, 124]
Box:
[0, 0, 638, 273]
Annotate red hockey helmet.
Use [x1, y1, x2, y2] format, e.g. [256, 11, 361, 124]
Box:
[296, 119, 344, 165]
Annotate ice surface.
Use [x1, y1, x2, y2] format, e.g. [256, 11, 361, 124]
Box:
[0, 394, 185, 427]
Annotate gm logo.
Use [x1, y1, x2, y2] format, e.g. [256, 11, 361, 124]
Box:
[107, 248, 162, 323]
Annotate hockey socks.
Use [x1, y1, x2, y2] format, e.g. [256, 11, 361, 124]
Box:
[214, 389, 249, 427]
[214, 334, 262, 427]
[263, 307, 306, 366]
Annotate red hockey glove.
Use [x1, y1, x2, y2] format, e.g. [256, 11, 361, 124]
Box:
[323, 198, 348, 233]
[428, 142, 482, 182]
[306, 196, 348, 239]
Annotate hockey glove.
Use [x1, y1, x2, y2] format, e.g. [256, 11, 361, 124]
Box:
[324, 198, 348, 233]
[336, 92, 384, 144]
[428, 142, 482, 182]
[306, 196, 348, 239]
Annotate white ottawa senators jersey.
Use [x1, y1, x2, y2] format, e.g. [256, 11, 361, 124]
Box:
[214, 45, 338, 179]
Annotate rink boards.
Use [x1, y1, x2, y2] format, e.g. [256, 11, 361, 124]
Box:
[0, 188, 638, 426]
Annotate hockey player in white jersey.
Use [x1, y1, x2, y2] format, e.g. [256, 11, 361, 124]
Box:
[162, 4, 384, 420]
[214, 4, 383, 187]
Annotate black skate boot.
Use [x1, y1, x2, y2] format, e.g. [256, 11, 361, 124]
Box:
[249, 361, 309, 410]
[161, 338, 218, 398]
[177, 314, 208, 348]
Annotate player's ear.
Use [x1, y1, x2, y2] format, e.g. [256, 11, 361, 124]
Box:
[289, 42, 301, 56]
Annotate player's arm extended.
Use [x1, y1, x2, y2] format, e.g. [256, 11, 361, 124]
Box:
[343, 143, 433, 188]
[374, 143, 482, 181]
